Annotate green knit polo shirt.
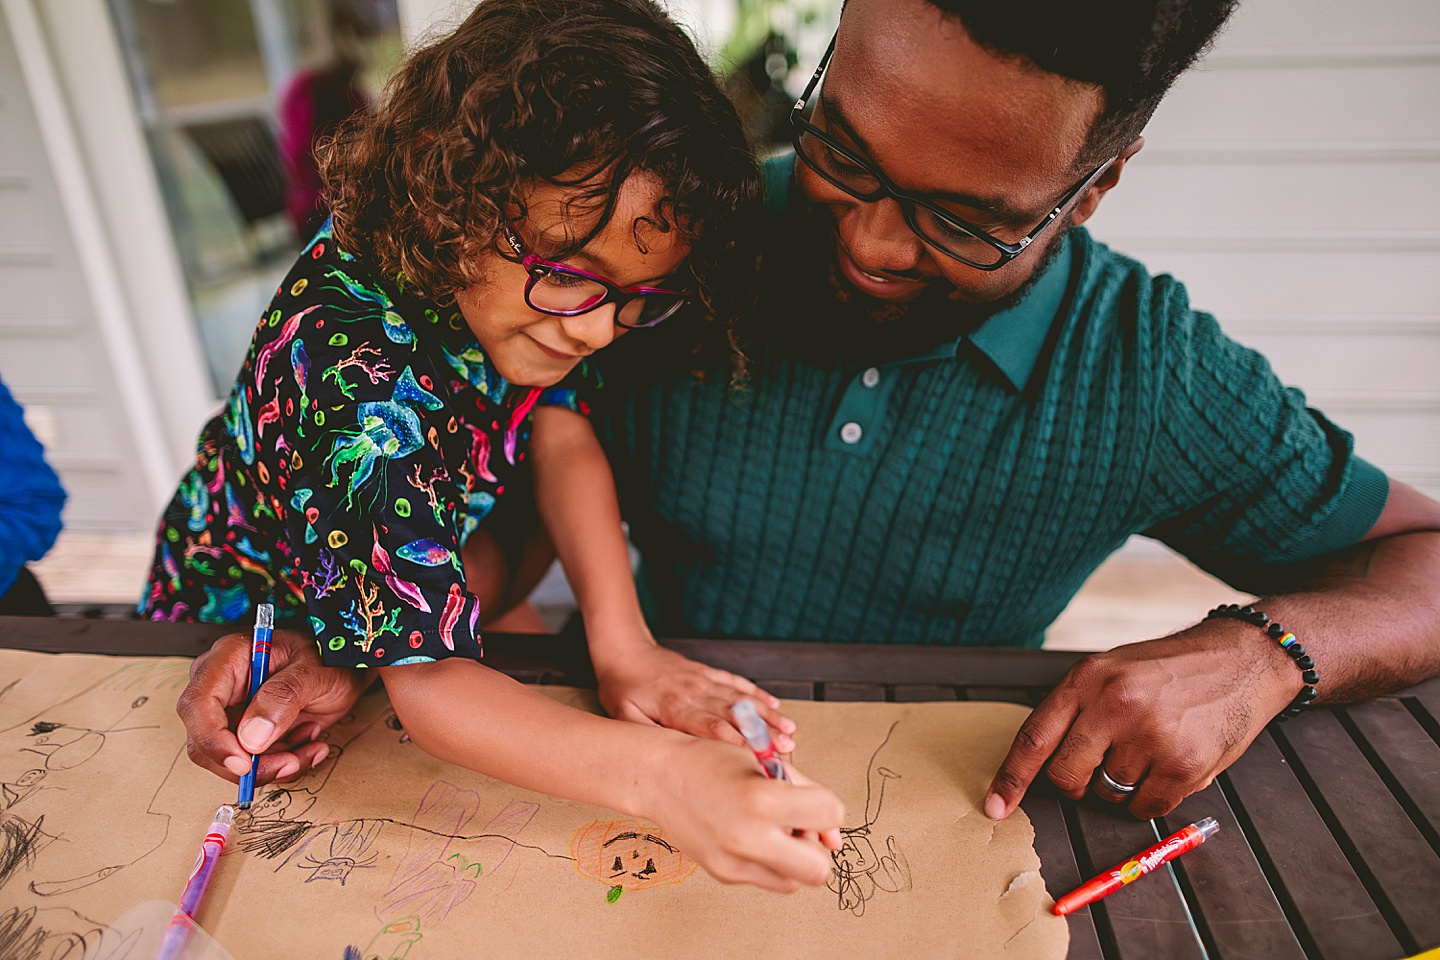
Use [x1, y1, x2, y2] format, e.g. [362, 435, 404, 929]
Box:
[597, 154, 1389, 647]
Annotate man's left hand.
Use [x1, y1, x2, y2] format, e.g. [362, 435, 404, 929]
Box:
[984, 619, 1302, 821]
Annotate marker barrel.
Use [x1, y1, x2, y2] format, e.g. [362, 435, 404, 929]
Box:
[1053, 817, 1218, 916]
[236, 605, 274, 808]
[155, 805, 234, 960]
[730, 700, 789, 782]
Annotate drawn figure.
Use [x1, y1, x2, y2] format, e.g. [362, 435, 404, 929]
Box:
[236, 788, 317, 860]
[292, 819, 384, 884]
[828, 722, 912, 916]
[0, 679, 175, 900]
[21, 696, 155, 771]
[0, 769, 46, 812]
[570, 819, 698, 903]
[377, 781, 482, 925]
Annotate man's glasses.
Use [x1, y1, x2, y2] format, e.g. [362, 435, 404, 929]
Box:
[790, 31, 1116, 271]
[502, 227, 688, 329]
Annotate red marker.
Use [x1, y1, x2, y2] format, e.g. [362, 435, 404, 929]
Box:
[731, 700, 788, 781]
[1053, 817, 1219, 916]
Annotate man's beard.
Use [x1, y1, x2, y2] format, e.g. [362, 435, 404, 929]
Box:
[743, 201, 1071, 367]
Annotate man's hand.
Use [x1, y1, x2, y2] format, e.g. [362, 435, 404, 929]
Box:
[177, 628, 368, 784]
[594, 641, 797, 753]
[985, 619, 1300, 821]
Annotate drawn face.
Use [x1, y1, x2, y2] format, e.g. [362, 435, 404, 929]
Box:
[248, 789, 294, 820]
[14, 770, 44, 787]
[306, 858, 359, 884]
[834, 831, 878, 876]
[570, 819, 698, 896]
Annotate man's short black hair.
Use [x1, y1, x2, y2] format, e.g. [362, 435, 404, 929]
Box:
[926, 0, 1240, 166]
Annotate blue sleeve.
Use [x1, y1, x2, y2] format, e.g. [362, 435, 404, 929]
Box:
[0, 378, 66, 595]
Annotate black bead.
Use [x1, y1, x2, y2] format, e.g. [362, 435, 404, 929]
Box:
[1240, 605, 1255, 615]
[1267, 623, 1285, 639]
[1295, 655, 1315, 671]
[1299, 686, 1319, 703]
[1287, 643, 1306, 658]
[1302, 669, 1320, 685]
[1254, 611, 1270, 625]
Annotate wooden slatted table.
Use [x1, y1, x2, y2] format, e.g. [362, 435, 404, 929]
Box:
[3, 616, 1438, 960]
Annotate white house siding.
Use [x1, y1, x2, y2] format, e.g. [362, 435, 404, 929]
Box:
[0, 7, 156, 532]
[1085, 0, 1440, 505]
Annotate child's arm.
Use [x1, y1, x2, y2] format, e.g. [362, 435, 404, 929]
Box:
[529, 405, 796, 751]
[380, 658, 842, 890]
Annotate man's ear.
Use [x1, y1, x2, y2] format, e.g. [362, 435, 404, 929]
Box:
[1068, 136, 1144, 228]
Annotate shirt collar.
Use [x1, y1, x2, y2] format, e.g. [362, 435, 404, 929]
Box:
[964, 231, 1073, 392]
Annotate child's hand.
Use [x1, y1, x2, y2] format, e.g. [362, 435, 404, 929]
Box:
[640, 735, 845, 892]
[595, 642, 797, 752]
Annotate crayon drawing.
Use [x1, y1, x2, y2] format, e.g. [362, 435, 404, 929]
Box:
[570, 819, 698, 903]
[0, 650, 1067, 960]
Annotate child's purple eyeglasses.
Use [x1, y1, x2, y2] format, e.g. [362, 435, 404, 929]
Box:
[502, 226, 689, 329]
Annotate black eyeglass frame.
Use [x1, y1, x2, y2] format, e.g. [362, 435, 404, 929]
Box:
[790, 31, 1116, 271]
[500, 226, 689, 330]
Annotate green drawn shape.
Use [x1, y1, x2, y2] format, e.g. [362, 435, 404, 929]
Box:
[328, 636, 345, 651]
[395, 498, 412, 518]
[228, 566, 243, 580]
[269, 309, 282, 327]
[349, 558, 368, 575]
[329, 333, 348, 347]
[607, 885, 623, 904]
[315, 410, 326, 426]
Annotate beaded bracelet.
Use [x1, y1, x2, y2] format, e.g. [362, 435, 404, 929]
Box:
[1205, 604, 1319, 721]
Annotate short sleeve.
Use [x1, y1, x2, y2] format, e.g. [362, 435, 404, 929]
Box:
[287, 381, 486, 669]
[1138, 282, 1389, 590]
[537, 358, 603, 415]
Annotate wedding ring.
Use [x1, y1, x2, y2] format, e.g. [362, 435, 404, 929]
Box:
[1094, 768, 1138, 800]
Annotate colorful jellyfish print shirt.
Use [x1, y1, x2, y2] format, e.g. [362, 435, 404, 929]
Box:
[140, 221, 596, 668]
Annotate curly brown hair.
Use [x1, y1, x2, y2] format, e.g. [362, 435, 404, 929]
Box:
[321, 0, 760, 335]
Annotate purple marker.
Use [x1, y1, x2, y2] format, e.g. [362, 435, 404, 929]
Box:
[155, 805, 234, 960]
[731, 700, 789, 782]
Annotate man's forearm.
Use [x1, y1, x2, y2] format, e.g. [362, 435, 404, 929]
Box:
[1253, 531, 1440, 704]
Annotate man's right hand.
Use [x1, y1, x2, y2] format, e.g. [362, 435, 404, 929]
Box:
[176, 628, 367, 784]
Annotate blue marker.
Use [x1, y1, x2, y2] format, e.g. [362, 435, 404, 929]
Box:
[236, 603, 274, 809]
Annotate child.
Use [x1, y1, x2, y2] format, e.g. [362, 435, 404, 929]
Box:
[143, 0, 842, 890]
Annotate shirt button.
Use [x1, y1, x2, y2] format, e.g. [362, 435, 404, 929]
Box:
[840, 422, 863, 444]
[861, 367, 880, 388]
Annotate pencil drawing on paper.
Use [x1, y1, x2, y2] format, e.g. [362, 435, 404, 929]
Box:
[0, 666, 183, 905]
[828, 721, 912, 916]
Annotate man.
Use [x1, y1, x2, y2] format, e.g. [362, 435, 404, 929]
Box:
[177, 0, 1440, 825]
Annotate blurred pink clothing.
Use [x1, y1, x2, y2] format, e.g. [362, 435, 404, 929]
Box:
[277, 65, 369, 236]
